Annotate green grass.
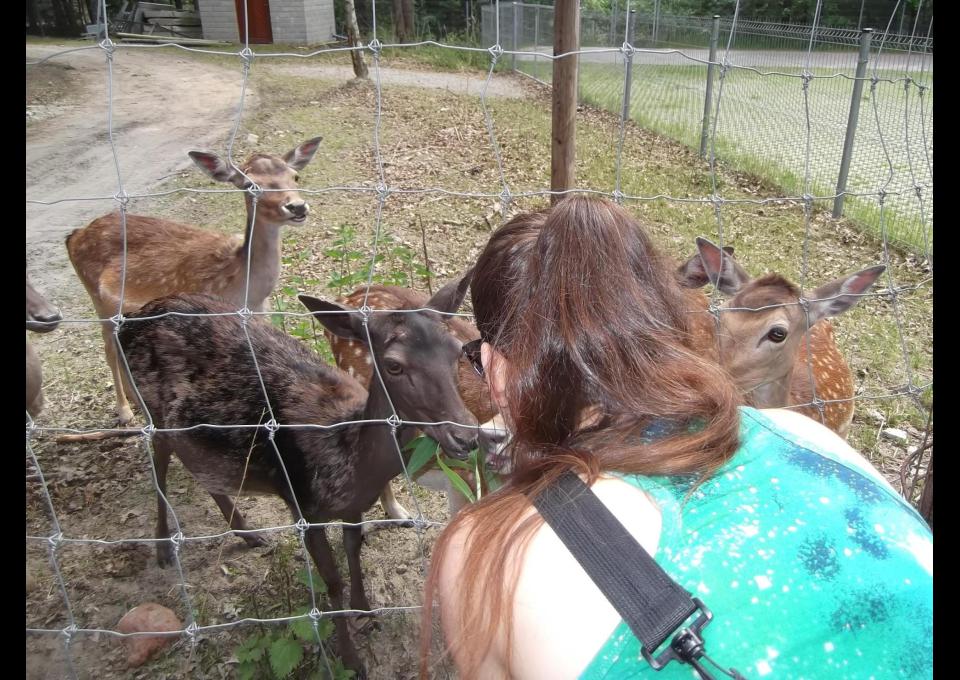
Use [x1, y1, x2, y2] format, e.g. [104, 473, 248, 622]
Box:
[514, 57, 933, 255]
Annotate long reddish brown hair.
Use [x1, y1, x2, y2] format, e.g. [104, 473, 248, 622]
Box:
[420, 196, 742, 678]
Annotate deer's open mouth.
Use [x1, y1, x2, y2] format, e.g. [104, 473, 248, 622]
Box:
[289, 214, 308, 224]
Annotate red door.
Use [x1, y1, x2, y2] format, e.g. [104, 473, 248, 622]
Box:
[235, 0, 273, 44]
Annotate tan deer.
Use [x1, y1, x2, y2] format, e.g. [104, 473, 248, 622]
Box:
[680, 237, 885, 438]
[66, 137, 322, 425]
[326, 281, 504, 522]
[26, 274, 62, 419]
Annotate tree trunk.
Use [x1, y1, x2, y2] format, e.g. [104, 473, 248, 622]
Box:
[343, 0, 369, 79]
[392, 0, 414, 42]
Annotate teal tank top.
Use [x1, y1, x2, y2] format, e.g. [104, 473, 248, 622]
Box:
[580, 407, 933, 679]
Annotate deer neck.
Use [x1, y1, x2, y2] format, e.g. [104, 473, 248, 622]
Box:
[236, 207, 284, 310]
[355, 380, 417, 484]
[743, 374, 792, 409]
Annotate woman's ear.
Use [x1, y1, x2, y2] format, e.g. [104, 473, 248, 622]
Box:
[481, 342, 509, 416]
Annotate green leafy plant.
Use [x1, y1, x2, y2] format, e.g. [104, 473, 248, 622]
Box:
[234, 565, 355, 680]
[404, 435, 503, 503]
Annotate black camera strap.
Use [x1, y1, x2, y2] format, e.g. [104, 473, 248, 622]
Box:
[533, 470, 747, 679]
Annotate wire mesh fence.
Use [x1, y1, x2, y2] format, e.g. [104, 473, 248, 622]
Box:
[26, 0, 932, 676]
[483, 2, 933, 256]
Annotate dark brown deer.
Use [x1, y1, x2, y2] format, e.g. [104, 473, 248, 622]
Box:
[679, 237, 884, 438]
[116, 273, 478, 676]
[326, 283, 501, 521]
[26, 275, 62, 419]
[67, 137, 322, 425]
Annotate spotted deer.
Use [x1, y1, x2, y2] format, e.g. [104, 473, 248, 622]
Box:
[326, 280, 504, 521]
[66, 136, 322, 425]
[678, 237, 885, 438]
[117, 276, 479, 677]
[26, 275, 62, 419]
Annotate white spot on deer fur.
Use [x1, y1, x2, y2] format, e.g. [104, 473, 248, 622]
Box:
[348, 366, 355, 377]
[365, 356, 372, 365]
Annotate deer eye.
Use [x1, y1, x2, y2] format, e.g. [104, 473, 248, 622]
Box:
[294, 174, 301, 183]
[767, 327, 788, 343]
[384, 360, 403, 376]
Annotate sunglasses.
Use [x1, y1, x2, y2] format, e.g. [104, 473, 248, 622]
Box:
[461, 339, 484, 377]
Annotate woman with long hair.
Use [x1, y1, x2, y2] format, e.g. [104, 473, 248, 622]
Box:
[420, 195, 932, 679]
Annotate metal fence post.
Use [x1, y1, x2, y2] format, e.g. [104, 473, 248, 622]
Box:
[621, 9, 636, 122]
[534, 3, 540, 76]
[699, 15, 720, 159]
[652, 0, 661, 46]
[512, 2, 520, 72]
[833, 28, 873, 218]
[609, 0, 618, 46]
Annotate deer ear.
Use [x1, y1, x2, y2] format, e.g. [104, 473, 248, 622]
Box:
[298, 295, 366, 342]
[189, 151, 246, 187]
[695, 237, 751, 295]
[426, 266, 474, 315]
[806, 265, 886, 324]
[284, 137, 323, 171]
[677, 244, 735, 288]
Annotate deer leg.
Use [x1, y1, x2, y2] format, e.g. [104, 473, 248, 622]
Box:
[210, 494, 268, 548]
[379, 482, 411, 521]
[101, 322, 135, 426]
[343, 514, 380, 636]
[152, 440, 174, 567]
[304, 525, 365, 677]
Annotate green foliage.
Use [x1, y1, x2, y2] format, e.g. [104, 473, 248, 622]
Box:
[322, 224, 435, 295]
[403, 435, 504, 503]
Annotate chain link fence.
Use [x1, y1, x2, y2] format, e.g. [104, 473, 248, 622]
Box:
[483, 3, 933, 257]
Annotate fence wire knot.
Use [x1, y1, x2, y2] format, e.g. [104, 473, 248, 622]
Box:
[110, 313, 124, 331]
[239, 47, 254, 67]
[98, 38, 116, 57]
[264, 418, 280, 440]
[498, 187, 513, 206]
[620, 42, 636, 58]
[294, 517, 310, 536]
[811, 396, 826, 414]
[308, 607, 323, 623]
[184, 621, 199, 642]
[61, 624, 78, 644]
[47, 531, 64, 550]
[488, 44, 503, 62]
[707, 302, 722, 320]
[611, 189, 625, 204]
[386, 414, 402, 431]
[914, 184, 924, 199]
[246, 182, 263, 199]
[141, 423, 156, 439]
[800, 70, 813, 89]
[710, 194, 725, 210]
[376, 183, 390, 202]
[170, 531, 184, 553]
[114, 189, 129, 208]
[877, 189, 887, 206]
[368, 39, 383, 56]
[358, 305, 373, 327]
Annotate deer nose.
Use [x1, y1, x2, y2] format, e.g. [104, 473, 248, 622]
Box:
[286, 201, 308, 219]
[448, 430, 478, 458]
